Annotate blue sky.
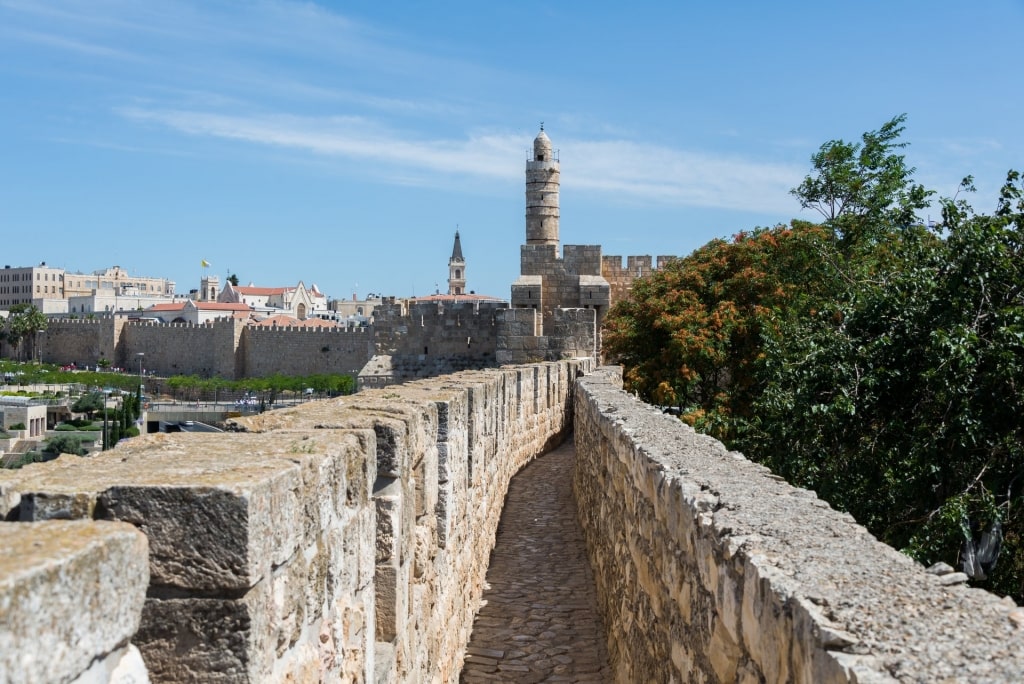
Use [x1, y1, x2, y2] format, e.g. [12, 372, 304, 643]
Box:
[2, 1, 1022, 302]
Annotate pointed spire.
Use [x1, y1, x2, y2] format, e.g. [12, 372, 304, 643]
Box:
[451, 230, 464, 261]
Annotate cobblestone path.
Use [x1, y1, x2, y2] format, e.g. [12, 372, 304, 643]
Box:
[460, 437, 612, 683]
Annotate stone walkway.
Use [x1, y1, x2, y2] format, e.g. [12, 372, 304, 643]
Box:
[460, 437, 612, 683]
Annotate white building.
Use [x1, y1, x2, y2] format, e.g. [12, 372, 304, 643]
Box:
[218, 281, 326, 320]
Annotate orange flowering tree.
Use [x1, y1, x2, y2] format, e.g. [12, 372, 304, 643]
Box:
[603, 221, 833, 440]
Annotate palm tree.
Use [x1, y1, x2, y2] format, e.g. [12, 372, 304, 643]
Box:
[7, 304, 48, 362]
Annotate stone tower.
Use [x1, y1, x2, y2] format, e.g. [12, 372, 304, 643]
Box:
[448, 231, 466, 295]
[199, 274, 220, 302]
[507, 126, 610, 361]
[525, 126, 559, 246]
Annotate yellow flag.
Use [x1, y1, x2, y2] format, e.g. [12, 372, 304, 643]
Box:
[201, 259, 211, 268]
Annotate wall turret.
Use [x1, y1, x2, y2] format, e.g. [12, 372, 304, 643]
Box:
[525, 126, 560, 246]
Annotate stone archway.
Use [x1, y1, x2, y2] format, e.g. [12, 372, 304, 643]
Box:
[297, 303, 307, 320]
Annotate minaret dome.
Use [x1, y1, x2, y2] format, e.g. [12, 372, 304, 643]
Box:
[534, 130, 553, 162]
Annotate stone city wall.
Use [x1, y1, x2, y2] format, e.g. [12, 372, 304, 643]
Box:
[601, 254, 677, 308]
[356, 300, 507, 388]
[373, 300, 504, 359]
[38, 316, 124, 368]
[573, 367, 1024, 683]
[243, 326, 375, 378]
[0, 358, 590, 683]
[30, 304, 504, 381]
[122, 319, 243, 379]
[496, 308, 596, 365]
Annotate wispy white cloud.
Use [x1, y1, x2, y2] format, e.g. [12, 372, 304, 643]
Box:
[568, 140, 801, 213]
[2, 27, 138, 60]
[6, 0, 806, 215]
[118, 106, 802, 213]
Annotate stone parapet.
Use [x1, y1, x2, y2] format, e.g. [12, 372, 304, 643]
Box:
[0, 359, 592, 683]
[574, 367, 1024, 683]
[0, 520, 149, 684]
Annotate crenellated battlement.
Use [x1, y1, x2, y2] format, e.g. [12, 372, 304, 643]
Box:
[600, 254, 677, 276]
[601, 254, 679, 308]
[245, 324, 371, 335]
[47, 317, 108, 325]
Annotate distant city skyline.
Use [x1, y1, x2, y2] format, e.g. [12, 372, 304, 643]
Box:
[3, 1, 1022, 302]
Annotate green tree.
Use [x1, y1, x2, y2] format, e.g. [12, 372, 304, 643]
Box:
[603, 221, 833, 440]
[43, 434, 87, 457]
[791, 114, 932, 251]
[747, 172, 1024, 599]
[71, 392, 105, 419]
[228, 273, 240, 286]
[4, 304, 48, 362]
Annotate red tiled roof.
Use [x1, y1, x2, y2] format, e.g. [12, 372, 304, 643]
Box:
[146, 303, 187, 312]
[250, 315, 338, 328]
[196, 302, 251, 311]
[236, 286, 290, 296]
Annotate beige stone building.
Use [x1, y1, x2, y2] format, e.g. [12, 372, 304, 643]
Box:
[0, 262, 65, 310]
[64, 265, 175, 298]
[0, 397, 47, 439]
[327, 294, 383, 322]
[1, 263, 178, 314]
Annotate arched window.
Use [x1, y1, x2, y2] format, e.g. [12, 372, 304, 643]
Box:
[297, 303, 307, 320]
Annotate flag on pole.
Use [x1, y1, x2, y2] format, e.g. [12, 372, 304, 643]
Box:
[201, 259, 211, 268]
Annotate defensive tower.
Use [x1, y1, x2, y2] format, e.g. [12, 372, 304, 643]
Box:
[525, 126, 560, 246]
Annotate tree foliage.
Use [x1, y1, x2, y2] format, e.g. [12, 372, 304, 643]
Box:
[71, 392, 105, 418]
[3, 304, 48, 361]
[603, 221, 833, 440]
[605, 117, 1024, 600]
[791, 114, 932, 250]
[43, 434, 87, 456]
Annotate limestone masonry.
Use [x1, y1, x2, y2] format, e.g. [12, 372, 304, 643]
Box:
[0, 359, 588, 682]
[3, 362, 1023, 682]
[574, 367, 1024, 682]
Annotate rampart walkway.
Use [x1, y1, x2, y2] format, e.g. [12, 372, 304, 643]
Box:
[461, 437, 611, 683]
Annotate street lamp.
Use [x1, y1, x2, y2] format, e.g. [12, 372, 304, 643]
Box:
[136, 352, 145, 388]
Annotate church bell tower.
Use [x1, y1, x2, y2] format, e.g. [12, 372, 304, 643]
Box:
[448, 231, 466, 295]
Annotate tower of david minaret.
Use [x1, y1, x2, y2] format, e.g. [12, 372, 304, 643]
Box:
[510, 126, 610, 353]
[525, 126, 560, 246]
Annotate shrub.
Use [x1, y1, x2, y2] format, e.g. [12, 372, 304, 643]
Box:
[43, 435, 87, 456]
[3, 452, 44, 469]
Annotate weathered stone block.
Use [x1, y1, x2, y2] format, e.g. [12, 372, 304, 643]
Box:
[100, 474, 302, 591]
[0, 520, 148, 684]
